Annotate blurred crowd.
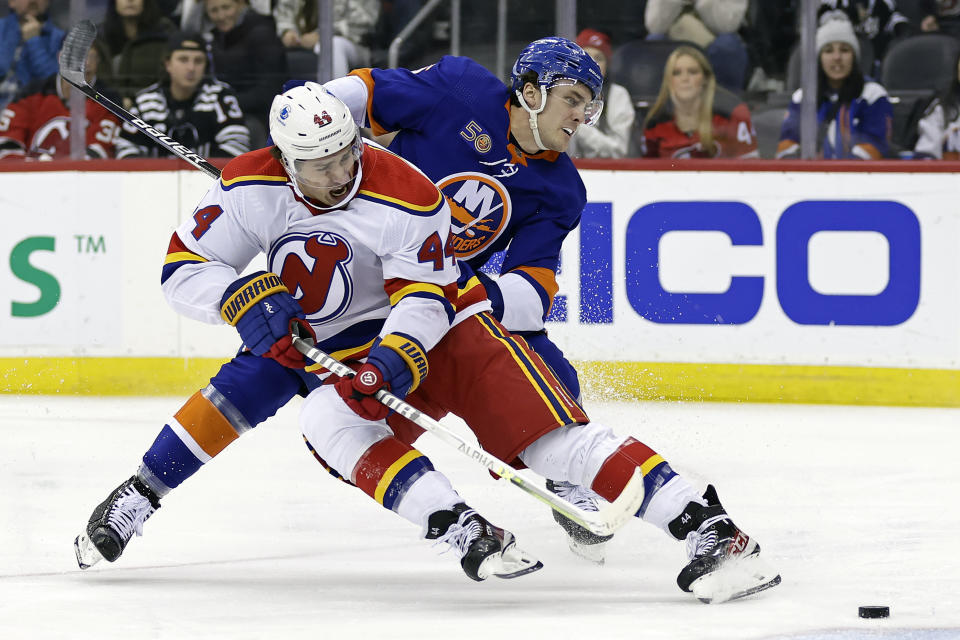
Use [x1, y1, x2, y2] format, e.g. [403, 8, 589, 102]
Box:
[1, 0, 959, 161]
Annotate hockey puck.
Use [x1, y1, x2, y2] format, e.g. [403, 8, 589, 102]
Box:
[858, 606, 890, 619]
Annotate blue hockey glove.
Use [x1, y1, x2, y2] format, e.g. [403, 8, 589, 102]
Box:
[220, 271, 316, 368]
[334, 334, 428, 421]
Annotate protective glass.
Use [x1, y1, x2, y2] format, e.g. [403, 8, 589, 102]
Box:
[284, 137, 364, 191]
[546, 78, 604, 126]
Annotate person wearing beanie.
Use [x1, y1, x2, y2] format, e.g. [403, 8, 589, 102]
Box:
[815, 11, 861, 60]
[114, 30, 250, 159]
[567, 28, 635, 158]
[776, 13, 893, 159]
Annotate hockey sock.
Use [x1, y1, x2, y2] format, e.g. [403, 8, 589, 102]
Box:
[349, 436, 461, 528]
[590, 437, 699, 523]
[642, 476, 707, 536]
[138, 386, 250, 496]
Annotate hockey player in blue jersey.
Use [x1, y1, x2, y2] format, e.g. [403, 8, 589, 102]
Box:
[321, 37, 614, 561]
[74, 38, 780, 602]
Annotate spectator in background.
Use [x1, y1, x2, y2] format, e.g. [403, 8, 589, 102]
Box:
[817, 0, 912, 67]
[115, 31, 249, 159]
[566, 28, 635, 159]
[274, 0, 378, 79]
[913, 50, 960, 158]
[205, 0, 286, 127]
[777, 14, 893, 159]
[0, 0, 64, 110]
[642, 45, 758, 158]
[644, 0, 749, 91]
[99, 0, 177, 107]
[0, 40, 121, 160]
[918, 0, 960, 37]
[170, 0, 269, 32]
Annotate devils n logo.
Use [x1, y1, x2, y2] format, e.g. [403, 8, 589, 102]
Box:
[314, 111, 333, 127]
[436, 172, 512, 260]
[268, 232, 353, 323]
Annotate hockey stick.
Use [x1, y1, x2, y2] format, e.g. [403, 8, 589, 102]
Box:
[60, 18, 645, 536]
[58, 20, 220, 179]
[291, 335, 645, 537]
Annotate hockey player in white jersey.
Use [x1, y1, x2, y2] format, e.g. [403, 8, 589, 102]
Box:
[78, 82, 543, 581]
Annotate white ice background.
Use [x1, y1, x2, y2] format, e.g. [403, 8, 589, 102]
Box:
[1, 396, 957, 640]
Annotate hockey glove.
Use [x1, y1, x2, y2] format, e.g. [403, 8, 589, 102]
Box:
[220, 271, 316, 368]
[334, 334, 428, 421]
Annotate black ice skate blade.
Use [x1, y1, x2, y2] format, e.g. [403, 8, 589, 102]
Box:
[697, 573, 782, 604]
[494, 560, 544, 579]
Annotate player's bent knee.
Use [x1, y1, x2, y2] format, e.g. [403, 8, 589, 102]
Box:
[520, 423, 624, 486]
[300, 386, 394, 478]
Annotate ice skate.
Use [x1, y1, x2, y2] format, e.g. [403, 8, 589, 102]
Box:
[546, 479, 613, 565]
[74, 475, 161, 569]
[668, 485, 780, 603]
[427, 503, 543, 581]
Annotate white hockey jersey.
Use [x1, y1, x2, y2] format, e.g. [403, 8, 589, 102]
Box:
[161, 142, 479, 364]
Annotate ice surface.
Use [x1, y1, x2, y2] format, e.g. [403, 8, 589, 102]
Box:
[1, 396, 957, 640]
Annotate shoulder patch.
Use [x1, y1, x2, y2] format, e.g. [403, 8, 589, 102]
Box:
[220, 148, 289, 190]
[355, 145, 443, 215]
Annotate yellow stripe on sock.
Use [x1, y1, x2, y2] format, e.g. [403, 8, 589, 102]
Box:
[640, 454, 665, 476]
[374, 449, 422, 505]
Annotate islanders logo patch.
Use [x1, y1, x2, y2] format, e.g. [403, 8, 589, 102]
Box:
[474, 134, 492, 154]
[436, 172, 512, 260]
[268, 231, 354, 323]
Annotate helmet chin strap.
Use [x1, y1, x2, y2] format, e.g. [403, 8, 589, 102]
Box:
[516, 87, 549, 151]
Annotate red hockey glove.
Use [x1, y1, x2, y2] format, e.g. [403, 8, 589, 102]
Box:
[334, 334, 427, 421]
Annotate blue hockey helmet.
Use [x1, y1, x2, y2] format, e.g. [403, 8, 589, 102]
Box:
[510, 37, 604, 99]
[510, 37, 604, 127]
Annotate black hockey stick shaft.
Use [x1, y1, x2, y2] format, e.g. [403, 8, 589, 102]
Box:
[59, 20, 222, 180]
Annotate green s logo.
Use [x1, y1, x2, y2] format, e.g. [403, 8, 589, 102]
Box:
[10, 236, 60, 317]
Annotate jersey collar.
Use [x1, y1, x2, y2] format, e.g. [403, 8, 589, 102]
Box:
[503, 100, 560, 165]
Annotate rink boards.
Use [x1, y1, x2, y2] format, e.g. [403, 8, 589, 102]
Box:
[1, 158, 958, 405]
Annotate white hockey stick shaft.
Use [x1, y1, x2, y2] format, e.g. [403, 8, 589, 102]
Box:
[59, 20, 221, 179]
[291, 335, 645, 537]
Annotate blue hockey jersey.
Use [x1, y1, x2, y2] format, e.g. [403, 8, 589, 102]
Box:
[345, 56, 588, 330]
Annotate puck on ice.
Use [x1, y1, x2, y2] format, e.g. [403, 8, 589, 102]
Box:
[858, 606, 890, 618]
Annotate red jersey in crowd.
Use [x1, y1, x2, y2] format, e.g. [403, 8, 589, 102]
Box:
[0, 75, 120, 160]
[642, 94, 759, 159]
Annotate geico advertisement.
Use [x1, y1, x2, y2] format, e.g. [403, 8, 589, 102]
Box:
[543, 170, 960, 368]
[1, 168, 958, 368]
